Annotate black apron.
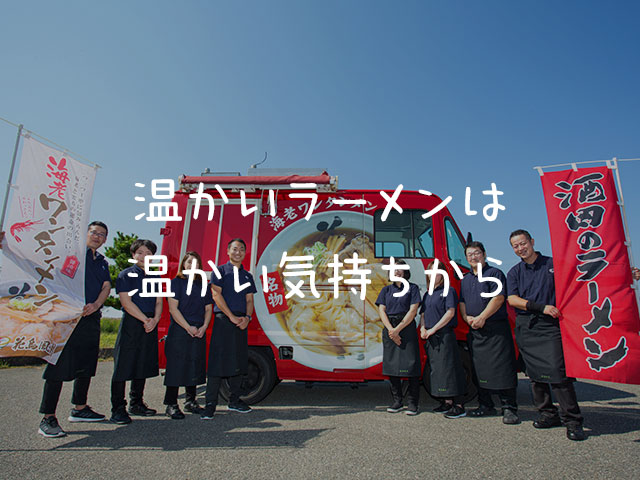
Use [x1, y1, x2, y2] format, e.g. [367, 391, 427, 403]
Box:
[163, 318, 207, 387]
[515, 312, 569, 383]
[425, 327, 467, 397]
[207, 312, 248, 377]
[112, 311, 159, 381]
[467, 318, 518, 390]
[43, 311, 101, 381]
[382, 314, 421, 377]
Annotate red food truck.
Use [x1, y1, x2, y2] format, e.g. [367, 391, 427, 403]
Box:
[158, 169, 477, 403]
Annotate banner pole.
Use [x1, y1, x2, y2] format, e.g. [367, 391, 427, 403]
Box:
[0, 124, 23, 232]
[611, 157, 640, 309]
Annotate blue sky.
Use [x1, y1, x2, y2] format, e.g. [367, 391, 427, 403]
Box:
[1, 0, 639, 270]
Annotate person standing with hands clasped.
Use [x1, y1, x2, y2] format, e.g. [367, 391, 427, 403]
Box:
[420, 261, 467, 418]
[375, 260, 421, 415]
[507, 229, 585, 441]
[201, 238, 257, 419]
[110, 239, 162, 424]
[163, 251, 213, 419]
[460, 241, 519, 425]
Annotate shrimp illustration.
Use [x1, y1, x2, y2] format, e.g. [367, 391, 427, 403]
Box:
[10, 219, 43, 243]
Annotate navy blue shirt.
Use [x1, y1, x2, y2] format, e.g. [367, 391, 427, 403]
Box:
[85, 248, 110, 305]
[460, 265, 508, 321]
[210, 262, 257, 315]
[420, 286, 459, 329]
[506, 253, 556, 314]
[116, 264, 158, 314]
[170, 276, 213, 326]
[375, 282, 421, 315]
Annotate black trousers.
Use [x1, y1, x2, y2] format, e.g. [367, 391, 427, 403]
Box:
[39, 377, 91, 415]
[388, 376, 420, 407]
[205, 375, 242, 406]
[111, 378, 146, 411]
[532, 380, 583, 426]
[164, 385, 197, 406]
[477, 387, 518, 412]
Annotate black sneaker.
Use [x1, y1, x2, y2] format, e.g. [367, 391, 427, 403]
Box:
[165, 404, 185, 420]
[468, 405, 497, 417]
[433, 402, 452, 413]
[128, 403, 156, 416]
[566, 424, 586, 441]
[200, 403, 216, 420]
[444, 405, 467, 419]
[110, 406, 132, 424]
[502, 409, 520, 425]
[405, 405, 419, 416]
[228, 400, 252, 413]
[386, 400, 405, 413]
[184, 400, 202, 414]
[533, 415, 562, 429]
[38, 416, 66, 438]
[68, 406, 106, 422]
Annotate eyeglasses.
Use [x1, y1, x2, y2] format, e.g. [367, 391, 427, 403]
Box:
[466, 251, 484, 258]
[88, 230, 107, 238]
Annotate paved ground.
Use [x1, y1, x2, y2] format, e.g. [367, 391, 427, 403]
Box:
[1, 361, 639, 479]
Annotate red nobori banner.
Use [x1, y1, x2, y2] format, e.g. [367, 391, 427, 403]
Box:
[541, 166, 640, 385]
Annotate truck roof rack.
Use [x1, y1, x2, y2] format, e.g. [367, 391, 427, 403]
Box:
[247, 168, 328, 176]
[179, 171, 338, 192]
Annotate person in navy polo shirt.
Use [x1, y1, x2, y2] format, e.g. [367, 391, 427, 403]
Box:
[163, 251, 213, 419]
[110, 239, 163, 424]
[507, 229, 585, 441]
[375, 260, 421, 415]
[460, 241, 518, 425]
[201, 238, 257, 418]
[420, 260, 467, 419]
[37, 221, 111, 438]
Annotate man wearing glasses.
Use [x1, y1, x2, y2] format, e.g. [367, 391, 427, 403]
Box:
[459, 241, 519, 425]
[37, 221, 112, 437]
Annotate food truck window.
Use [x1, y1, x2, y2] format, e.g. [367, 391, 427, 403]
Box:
[374, 210, 433, 258]
[444, 218, 470, 269]
[412, 211, 434, 258]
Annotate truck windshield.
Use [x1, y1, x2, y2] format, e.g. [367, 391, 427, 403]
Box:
[374, 210, 434, 258]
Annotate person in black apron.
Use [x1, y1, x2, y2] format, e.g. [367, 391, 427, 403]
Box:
[460, 241, 518, 425]
[110, 239, 163, 424]
[201, 238, 257, 419]
[375, 260, 421, 415]
[507, 229, 585, 441]
[163, 251, 213, 419]
[420, 261, 467, 418]
[37, 221, 111, 437]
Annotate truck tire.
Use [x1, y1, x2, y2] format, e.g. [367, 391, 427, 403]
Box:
[219, 347, 278, 405]
[421, 342, 478, 403]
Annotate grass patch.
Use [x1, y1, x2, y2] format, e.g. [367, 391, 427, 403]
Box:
[100, 317, 120, 349]
[100, 332, 118, 349]
[101, 317, 121, 333]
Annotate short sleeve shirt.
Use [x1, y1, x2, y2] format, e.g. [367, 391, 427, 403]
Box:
[170, 276, 213, 326]
[375, 282, 421, 315]
[420, 286, 459, 329]
[210, 262, 257, 314]
[506, 253, 556, 314]
[116, 264, 157, 314]
[460, 265, 507, 321]
[85, 248, 111, 305]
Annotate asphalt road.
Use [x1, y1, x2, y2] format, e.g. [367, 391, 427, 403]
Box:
[1, 361, 639, 479]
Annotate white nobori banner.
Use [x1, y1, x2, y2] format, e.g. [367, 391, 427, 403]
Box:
[0, 136, 96, 363]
